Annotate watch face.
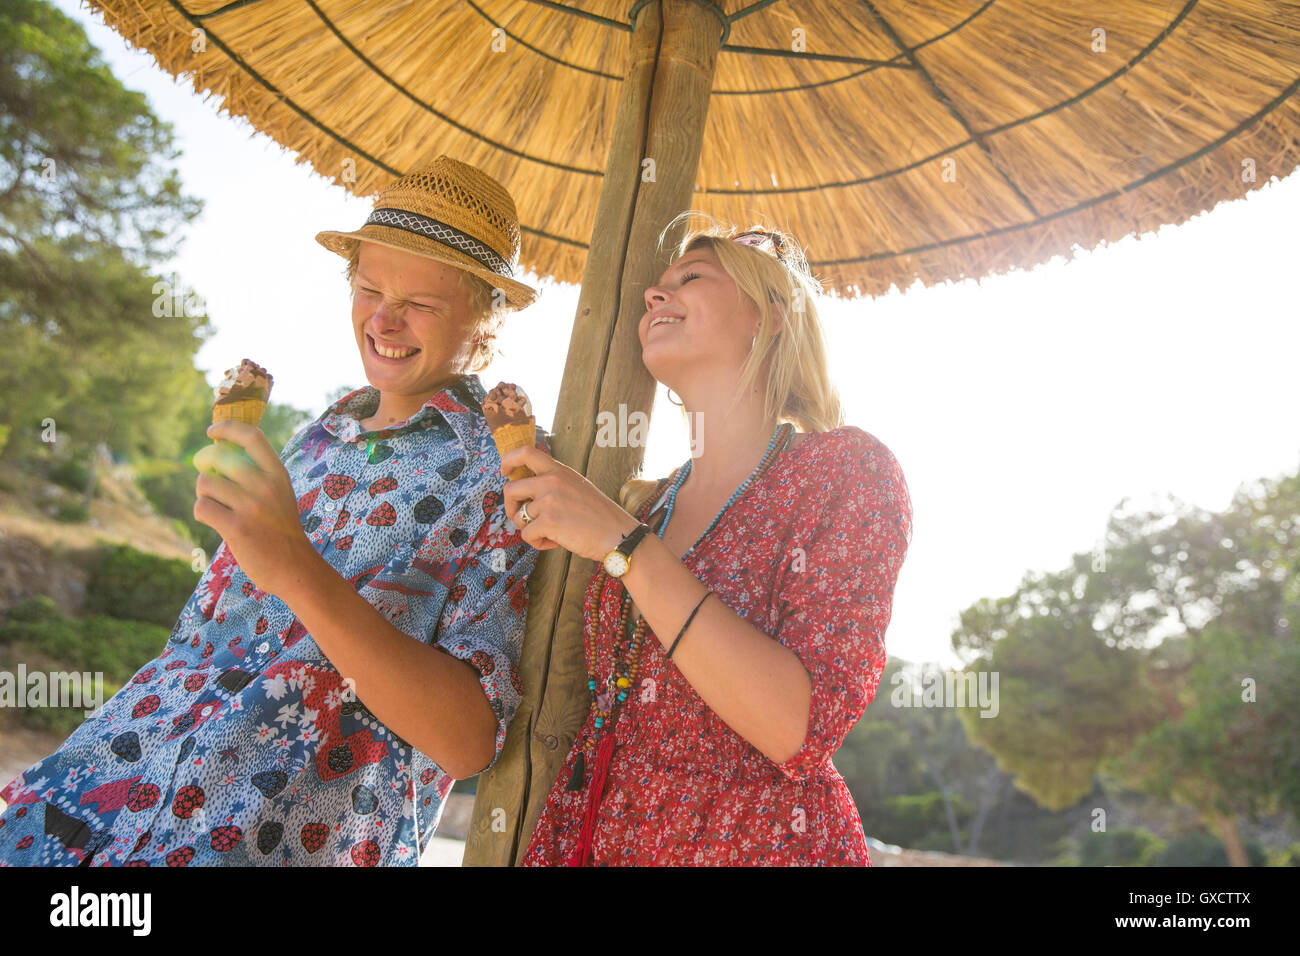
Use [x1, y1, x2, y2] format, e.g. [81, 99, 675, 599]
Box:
[604, 551, 629, 577]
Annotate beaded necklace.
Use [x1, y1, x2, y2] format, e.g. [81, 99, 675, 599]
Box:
[568, 421, 795, 796]
[564, 422, 796, 865]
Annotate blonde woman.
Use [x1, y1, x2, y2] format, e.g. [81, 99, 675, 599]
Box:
[502, 217, 913, 866]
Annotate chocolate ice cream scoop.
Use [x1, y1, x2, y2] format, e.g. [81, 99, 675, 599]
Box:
[484, 383, 536, 483]
[215, 358, 273, 406]
[483, 382, 533, 429]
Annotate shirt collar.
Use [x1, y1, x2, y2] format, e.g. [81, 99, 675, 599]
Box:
[322, 374, 487, 450]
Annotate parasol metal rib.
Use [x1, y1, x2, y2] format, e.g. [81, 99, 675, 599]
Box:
[1021, 0, 1199, 124]
[523, 0, 632, 31]
[302, 0, 602, 177]
[175, 0, 612, 181]
[860, 0, 1040, 219]
[815, 69, 1300, 267]
[719, 43, 915, 67]
[195, 0, 273, 19]
[730, 0, 783, 22]
[713, 0, 994, 96]
[162, 0, 601, 250]
[707, 0, 1199, 194]
[147, 0, 402, 181]
[464, 0, 624, 80]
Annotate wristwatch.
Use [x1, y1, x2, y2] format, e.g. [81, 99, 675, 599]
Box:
[603, 523, 651, 578]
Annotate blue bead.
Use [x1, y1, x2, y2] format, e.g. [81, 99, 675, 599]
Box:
[660, 423, 786, 551]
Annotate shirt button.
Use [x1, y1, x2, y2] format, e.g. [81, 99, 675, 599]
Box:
[257, 642, 270, 654]
[326, 502, 336, 511]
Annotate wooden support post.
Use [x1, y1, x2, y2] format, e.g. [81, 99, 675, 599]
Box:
[464, 0, 723, 865]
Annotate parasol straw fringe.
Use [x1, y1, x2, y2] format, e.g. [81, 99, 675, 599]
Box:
[81, 0, 1300, 300]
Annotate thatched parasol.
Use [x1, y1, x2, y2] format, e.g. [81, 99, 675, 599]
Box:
[84, 0, 1300, 865]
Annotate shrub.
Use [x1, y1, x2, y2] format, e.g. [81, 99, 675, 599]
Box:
[1156, 831, 1267, 867]
[53, 500, 90, 523]
[864, 791, 972, 849]
[0, 599, 170, 684]
[1045, 835, 1081, 867]
[0, 675, 122, 738]
[0, 598, 171, 737]
[84, 544, 197, 628]
[1078, 827, 1166, 866]
[7, 595, 61, 624]
[1267, 843, 1300, 866]
[47, 457, 91, 492]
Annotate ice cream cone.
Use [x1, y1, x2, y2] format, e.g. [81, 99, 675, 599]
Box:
[212, 399, 268, 428]
[483, 382, 537, 482]
[492, 421, 536, 481]
[212, 359, 273, 430]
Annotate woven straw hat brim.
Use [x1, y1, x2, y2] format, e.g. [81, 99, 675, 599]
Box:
[316, 226, 538, 311]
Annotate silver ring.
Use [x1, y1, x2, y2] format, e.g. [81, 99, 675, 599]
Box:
[518, 500, 533, 525]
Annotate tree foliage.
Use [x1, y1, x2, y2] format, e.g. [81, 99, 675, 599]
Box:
[953, 464, 1300, 864]
[0, 0, 208, 462]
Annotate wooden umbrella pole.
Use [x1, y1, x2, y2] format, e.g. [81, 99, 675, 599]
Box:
[464, 0, 723, 866]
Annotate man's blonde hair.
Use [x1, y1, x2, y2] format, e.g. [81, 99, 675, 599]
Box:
[344, 242, 505, 373]
[619, 212, 844, 515]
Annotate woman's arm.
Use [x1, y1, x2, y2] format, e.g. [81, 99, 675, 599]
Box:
[500, 432, 912, 774]
[617, 530, 812, 765]
[499, 444, 813, 766]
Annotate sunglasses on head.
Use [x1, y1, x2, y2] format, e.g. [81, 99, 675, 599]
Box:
[731, 229, 789, 263]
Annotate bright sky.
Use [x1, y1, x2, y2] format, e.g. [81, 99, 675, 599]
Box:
[62, 0, 1300, 670]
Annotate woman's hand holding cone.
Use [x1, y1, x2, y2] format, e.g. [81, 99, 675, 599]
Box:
[500, 444, 639, 562]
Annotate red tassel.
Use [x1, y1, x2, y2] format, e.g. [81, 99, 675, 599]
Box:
[566, 730, 617, 867]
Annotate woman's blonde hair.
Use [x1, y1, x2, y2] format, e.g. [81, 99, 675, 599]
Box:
[619, 212, 843, 515]
[344, 242, 504, 373]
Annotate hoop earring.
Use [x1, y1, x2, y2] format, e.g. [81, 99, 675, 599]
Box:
[667, 388, 683, 408]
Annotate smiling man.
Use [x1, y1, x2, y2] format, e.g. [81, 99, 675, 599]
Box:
[0, 157, 547, 866]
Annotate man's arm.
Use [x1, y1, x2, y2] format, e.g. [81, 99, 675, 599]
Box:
[195, 419, 500, 780]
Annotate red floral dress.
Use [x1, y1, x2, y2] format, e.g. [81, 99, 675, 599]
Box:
[521, 425, 912, 866]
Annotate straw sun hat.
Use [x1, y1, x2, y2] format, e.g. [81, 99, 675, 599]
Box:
[316, 155, 538, 310]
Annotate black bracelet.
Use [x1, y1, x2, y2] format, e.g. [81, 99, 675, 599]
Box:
[666, 590, 711, 660]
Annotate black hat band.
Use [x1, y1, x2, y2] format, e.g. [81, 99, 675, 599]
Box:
[365, 208, 514, 279]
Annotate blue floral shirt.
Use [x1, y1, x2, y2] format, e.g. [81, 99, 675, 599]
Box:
[0, 374, 543, 866]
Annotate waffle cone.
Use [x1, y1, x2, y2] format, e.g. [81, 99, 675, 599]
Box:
[212, 399, 268, 427]
[492, 420, 536, 481]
